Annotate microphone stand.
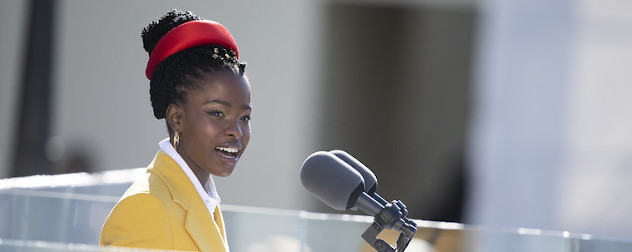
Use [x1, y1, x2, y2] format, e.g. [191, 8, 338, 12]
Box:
[361, 198, 417, 252]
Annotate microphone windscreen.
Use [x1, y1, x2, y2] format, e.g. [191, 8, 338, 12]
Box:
[330, 150, 378, 194]
[300, 151, 365, 210]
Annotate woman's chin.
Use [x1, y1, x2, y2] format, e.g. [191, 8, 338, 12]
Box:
[212, 167, 235, 177]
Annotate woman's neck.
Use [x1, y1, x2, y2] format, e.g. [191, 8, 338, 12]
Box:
[177, 148, 210, 186]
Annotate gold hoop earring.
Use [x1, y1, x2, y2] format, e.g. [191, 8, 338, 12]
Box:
[173, 132, 180, 149]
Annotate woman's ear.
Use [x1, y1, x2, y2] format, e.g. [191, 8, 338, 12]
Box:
[166, 103, 183, 132]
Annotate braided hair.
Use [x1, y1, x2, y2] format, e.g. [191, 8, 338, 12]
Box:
[141, 10, 247, 123]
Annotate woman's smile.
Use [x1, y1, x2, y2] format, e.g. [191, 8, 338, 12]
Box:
[215, 144, 242, 163]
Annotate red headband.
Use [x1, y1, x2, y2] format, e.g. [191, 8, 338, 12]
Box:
[145, 20, 239, 79]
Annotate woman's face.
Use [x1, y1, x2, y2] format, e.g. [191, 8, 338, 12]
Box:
[175, 73, 251, 178]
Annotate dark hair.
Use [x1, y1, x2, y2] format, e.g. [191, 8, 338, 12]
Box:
[141, 9, 247, 121]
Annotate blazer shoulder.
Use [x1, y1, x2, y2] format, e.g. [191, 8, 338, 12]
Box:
[120, 170, 172, 202]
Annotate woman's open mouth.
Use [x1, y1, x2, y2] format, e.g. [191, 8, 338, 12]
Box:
[215, 146, 239, 159]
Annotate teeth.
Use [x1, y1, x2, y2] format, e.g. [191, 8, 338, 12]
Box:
[216, 147, 238, 153]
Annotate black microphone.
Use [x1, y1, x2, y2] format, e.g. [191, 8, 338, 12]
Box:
[300, 151, 365, 211]
[329, 150, 409, 214]
[300, 151, 409, 231]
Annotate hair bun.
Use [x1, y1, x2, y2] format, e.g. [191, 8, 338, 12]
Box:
[141, 9, 202, 55]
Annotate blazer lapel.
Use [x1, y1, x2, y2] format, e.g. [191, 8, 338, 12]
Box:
[214, 206, 227, 241]
[185, 200, 228, 251]
[150, 151, 228, 252]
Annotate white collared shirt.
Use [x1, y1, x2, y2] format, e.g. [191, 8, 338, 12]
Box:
[159, 138, 221, 218]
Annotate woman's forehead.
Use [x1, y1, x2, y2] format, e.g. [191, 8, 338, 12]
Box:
[188, 76, 251, 104]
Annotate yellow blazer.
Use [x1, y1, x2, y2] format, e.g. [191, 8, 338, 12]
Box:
[100, 151, 229, 251]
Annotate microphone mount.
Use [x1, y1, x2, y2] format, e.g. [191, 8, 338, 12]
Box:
[361, 199, 417, 252]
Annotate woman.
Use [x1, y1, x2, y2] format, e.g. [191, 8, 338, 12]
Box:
[100, 10, 251, 251]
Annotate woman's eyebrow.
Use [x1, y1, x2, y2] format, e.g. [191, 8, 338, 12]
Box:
[205, 99, 252, 111]
[204, 99, 230, 106]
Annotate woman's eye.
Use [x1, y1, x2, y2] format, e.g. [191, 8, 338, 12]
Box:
[208, 110, 225, 117]
[240, 115, 251, 122]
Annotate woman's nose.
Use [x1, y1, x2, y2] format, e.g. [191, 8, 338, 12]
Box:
[225, 119, 243, 138]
